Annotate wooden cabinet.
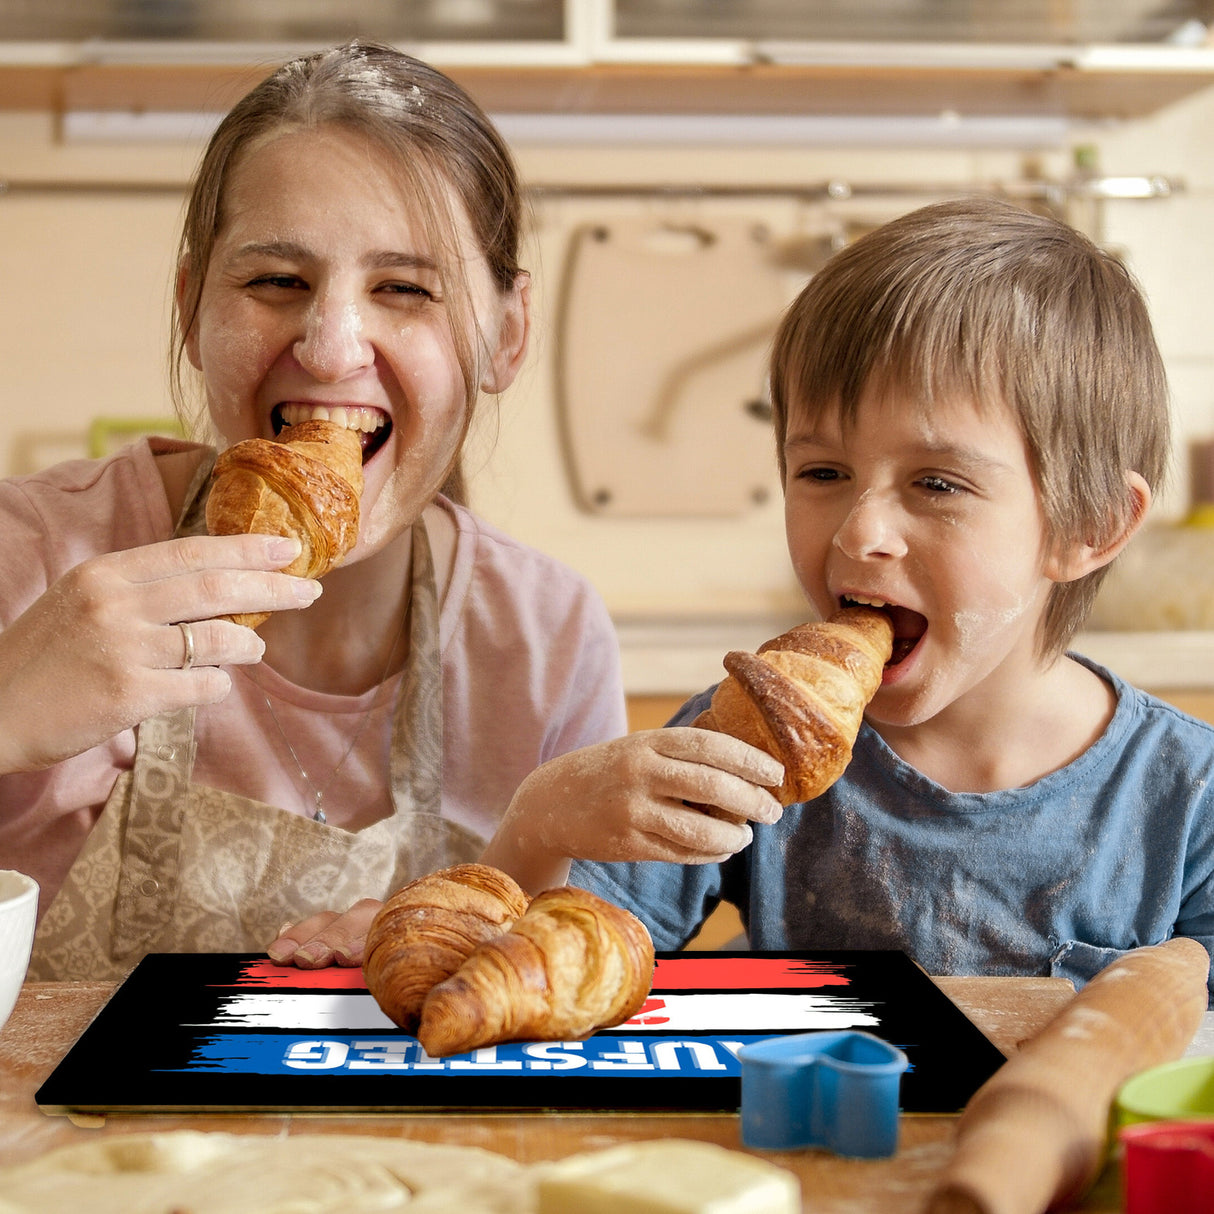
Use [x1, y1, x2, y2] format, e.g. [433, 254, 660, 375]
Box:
[2, 56, 1212, 123]
[3, 0, 1214, 124]
[1151, 689, 1214, 722]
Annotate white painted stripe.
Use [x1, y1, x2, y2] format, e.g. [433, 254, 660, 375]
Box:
[195, 990, 878, 1034]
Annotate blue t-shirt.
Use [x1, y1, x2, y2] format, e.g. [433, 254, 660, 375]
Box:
[573, 656, 1214, 997]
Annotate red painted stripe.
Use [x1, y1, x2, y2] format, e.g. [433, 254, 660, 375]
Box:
[651, 956, 849, 990]
[210, 960, 369, 989]
[213, 956, 849, 992]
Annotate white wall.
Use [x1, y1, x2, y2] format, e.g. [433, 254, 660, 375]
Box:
[0, 90, 1205, 665]
[1087, 87, 1214, 514]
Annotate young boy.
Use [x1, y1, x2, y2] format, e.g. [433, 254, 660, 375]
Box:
[484, 196, 1214, 995]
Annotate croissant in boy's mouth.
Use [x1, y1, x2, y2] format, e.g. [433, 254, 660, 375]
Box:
[693, 606, 893, 804]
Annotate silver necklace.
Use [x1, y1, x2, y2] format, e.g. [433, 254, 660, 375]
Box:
[259, 604, 409, 824]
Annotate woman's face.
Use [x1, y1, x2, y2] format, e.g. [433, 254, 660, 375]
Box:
[184, 124, 526, 558]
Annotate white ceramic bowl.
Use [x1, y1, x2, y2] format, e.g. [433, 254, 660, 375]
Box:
[0, 870, 38, 1036]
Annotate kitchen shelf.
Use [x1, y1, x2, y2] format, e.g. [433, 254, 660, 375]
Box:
[460, 58, 1214, 121]
[1, 53, 1214, 122]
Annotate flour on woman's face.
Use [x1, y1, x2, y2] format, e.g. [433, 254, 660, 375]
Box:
[188, 123, 505, 563]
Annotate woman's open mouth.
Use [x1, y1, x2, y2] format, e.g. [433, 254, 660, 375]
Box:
[841, 595, 927, 665]
[273, 403, 392, 463]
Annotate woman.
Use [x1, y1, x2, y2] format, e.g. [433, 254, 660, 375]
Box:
[3, 41, 624, 980]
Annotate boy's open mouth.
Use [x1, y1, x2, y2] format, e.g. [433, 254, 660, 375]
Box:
[841, 595, 926, 665]
[273, 403, 392, 463]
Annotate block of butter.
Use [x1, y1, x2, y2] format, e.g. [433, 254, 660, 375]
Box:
[534, 1139, 800, 1214]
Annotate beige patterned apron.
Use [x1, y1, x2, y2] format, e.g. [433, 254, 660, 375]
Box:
[30, 456, 479, 981]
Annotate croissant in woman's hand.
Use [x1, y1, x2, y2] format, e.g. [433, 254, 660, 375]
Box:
[205, 418, 364, 628]
[416, 885, 655, 1058]
[694, 605, 893, 805]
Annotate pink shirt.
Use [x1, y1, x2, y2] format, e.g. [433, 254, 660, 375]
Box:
[0, 439, 626, 914]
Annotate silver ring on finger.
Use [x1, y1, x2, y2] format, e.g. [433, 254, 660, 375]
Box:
[178, 621, 196, 671]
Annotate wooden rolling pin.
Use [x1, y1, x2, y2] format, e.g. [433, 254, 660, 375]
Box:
[924, 937, 1210, 1214]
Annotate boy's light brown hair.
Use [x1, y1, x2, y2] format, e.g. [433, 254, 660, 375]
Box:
[769, 195, 1170, 659]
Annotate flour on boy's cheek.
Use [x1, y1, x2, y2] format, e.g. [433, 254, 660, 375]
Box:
[882, 592, 1039, 722]
[950, 594, 1035, 647]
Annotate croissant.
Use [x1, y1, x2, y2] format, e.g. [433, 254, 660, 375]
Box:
[416, 885, 655, 1058]
[363, 863, 530, 1034]
[205, 419, 364, 628]
[694, 605, 893, 805]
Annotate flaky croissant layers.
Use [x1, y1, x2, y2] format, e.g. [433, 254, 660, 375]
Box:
[363, 864, 530, 1037]
[694, 606, 893, 804]
[205, 419, 364, 628]
[363, 863, 656, 1057]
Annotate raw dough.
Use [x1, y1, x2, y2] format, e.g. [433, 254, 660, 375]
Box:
[534, 1139, 801, 1214]
[0, 1131, 530, 1213]
[0, 1132, 801, 1214]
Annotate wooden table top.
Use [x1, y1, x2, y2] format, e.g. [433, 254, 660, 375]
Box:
[0, 974, 1129, 1212]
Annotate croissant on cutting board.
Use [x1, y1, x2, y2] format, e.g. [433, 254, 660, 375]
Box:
[416, 884, 656, 1058]
[694, 605, 893, 805]
[205, 418, 364, 628]
[363, 864, 530, 1035]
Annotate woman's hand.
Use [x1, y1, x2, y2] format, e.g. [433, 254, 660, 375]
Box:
[0, 533, 321, 774]
[267, 899, 383, 969]
[481, 728, 785, 894]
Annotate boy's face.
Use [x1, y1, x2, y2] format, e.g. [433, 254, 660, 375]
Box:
[783, 383, 1067, 729]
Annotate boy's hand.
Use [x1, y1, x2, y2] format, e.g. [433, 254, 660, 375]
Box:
[483, 728, 785, 893]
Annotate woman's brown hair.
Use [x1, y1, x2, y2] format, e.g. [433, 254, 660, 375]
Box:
[171, 40, 526, 502]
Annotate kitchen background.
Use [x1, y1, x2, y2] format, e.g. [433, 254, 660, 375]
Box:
[3, 0, 1214, 724]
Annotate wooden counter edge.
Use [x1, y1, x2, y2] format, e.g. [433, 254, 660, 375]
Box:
[931, 974, 1076, 1057]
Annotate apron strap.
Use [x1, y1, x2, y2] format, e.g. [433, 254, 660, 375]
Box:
[107, 446, 215, 952]
[391, 518, 442, 812]
[176, 448, 217, 536]
[110, 708, 196, 954]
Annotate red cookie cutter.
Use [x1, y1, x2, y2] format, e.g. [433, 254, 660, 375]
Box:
[1119, 1120, 1214, 1214]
